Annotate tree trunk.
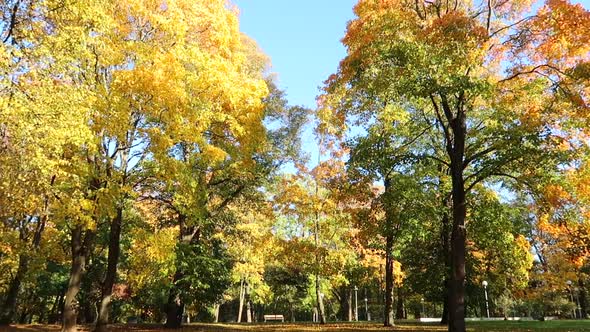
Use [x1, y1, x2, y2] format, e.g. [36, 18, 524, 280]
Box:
[384, 233, 395, 326]
[0, 199, 50, 325]
[383, 178, 395, 327]
[395, 287, 404, 320]
[164, 214, 198, 329]
[237, 278, 245, 323]
[441, 201, 451, 325]
[579, 277, 588, 319]
[447, 105, 467, 332]
[164, 270, 184, 328]
[94, 206, 123, 332]
[441, 288, 449, 325]
[314, 273, 326, 324]
[62, 225, 94, 332]
[0, 254, 27, 324]
[214, 303, 220, 323]
[347, 288, 353, 321]
[245, 282, 252, 323]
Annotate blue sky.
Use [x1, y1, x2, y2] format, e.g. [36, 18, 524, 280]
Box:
[235, 0, 590, 108]
[234, 0, 357, 109]
[234, 0, 357, 165]
[234, 0, 590, 167]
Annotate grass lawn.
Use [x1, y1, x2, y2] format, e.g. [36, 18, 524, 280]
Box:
[2, 320, 589, 332]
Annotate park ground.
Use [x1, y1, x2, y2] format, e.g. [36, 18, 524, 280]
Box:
[1, 321, 590, 332]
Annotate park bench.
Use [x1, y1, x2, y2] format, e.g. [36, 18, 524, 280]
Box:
[263, 314, 285, 322]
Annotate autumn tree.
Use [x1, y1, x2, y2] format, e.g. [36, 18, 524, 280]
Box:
[323, 1, 590, 331]
[0, 0, 96, 326]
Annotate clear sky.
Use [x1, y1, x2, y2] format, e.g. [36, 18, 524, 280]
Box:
[234, 0, 357, 166]
[235, 0, 590, 109]
[234, 0, 590, 168]
[234, 0, 357, 109]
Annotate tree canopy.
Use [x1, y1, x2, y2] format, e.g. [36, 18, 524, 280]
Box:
[0, 1, 588, 332]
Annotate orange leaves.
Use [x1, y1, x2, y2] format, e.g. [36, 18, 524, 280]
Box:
[543, 184, 572, 209]
[531, 0, 590, 64]
[423, 11, 487, 49]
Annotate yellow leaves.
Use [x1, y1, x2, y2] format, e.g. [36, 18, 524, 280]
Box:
[532, 0, 590, 64]
[543, 184, 572, 208]
[127, 226, 177, 290]
[379, 103, 410, 125]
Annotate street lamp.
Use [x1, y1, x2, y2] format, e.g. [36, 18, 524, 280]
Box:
[364, 297, 370, 321]
[482, 280, 490, 318]
[354, 286, 359, 321]
[574, 287, 581, 319]
[421, 298, 425, 318]
[566, 280, 576, 319]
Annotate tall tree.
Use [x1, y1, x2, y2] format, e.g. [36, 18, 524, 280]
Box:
[322, 1, 590, 331]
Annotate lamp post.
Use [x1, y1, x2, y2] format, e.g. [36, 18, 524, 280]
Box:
[482, 280, 490, 318]
[567, 280, 576, 318]
[354, 286, 358, 321]
[574, 287, 581, 319]
[364, 297, 370, 321]
[421, 298, 425, 318]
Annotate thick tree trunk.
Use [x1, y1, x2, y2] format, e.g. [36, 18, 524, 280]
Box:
[447, 106, 467, 332]
[62, 225, 94, 332]
[164, 271, 184, 328]
[440, 201, 451, 325]
[441, 286, 449, 325]
[94, 206, 123, 332]
[0, 254, 27, 324]
[164, 214, 198, 329]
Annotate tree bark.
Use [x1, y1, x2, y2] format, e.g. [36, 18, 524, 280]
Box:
[383, 178, 395, 327]
[441, 285, 449, 325]
[447, 102, 467, 332]
[164, 270, 184, 329]
[395, 287, 404, 320]
[348, 288, 353, 321]
[164, 214, 198, 329]
[61, 225, 94, 332]
[245, 282, 252, 323]
[0, 186, 51, 325]
[315, 273, 326, 324]
[94, 206, 123, 332]
[0, 254, 27, 324]
[384, 233, 395, 326]
[440, 198, 451, 325]
[237, 278, 245, 323]
[214, 303, 220, 323]
[579, 277, 588, 319]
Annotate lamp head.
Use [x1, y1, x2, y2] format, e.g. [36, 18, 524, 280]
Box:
[482, 280, 488, 287]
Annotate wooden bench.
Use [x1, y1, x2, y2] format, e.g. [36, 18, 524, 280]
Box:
[263, 314, 285, 322]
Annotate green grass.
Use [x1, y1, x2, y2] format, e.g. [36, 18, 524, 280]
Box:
[466, 319, 590, 331]
[3, 320, 589, 332]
